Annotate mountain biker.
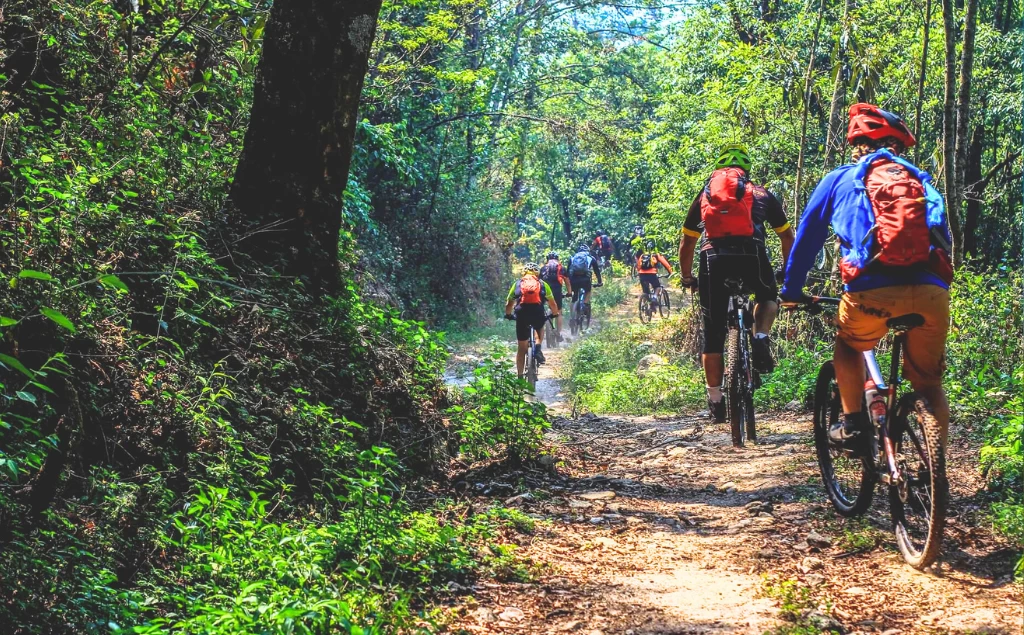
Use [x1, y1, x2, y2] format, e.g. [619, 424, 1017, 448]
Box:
[568, 243, 604, 322]
[540, 252, 572, 340]
[592, 231, 615, 264]
[636, 239, 673, 298]
[678, 143, 795, 423]
[781, 103, 953, 452]
[505, 262, 561, 377]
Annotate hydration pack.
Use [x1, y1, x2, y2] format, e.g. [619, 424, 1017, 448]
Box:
[837, 149, 953, 285]
[569, 252, 590, 277]
[540, 260, 561, 285]
[518, 275, 543, 305]
[701, 167, 754, 239]
[640, 253, 653, 270]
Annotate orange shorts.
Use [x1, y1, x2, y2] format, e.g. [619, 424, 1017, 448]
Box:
[837, 284, 950, 387]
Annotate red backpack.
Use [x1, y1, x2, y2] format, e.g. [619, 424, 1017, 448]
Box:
[701, 167, 754, 239]
[518, 275, 543, 305]
[864, 159, 930, 267]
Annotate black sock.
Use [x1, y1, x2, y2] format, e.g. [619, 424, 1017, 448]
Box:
[842, 411, 868, 432]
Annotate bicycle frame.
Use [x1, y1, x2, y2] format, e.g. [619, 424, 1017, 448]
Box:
[863, 332, 912, 484]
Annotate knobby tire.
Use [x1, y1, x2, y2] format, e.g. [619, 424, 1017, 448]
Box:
[889, 395, 948, 569]
[726, 328, 753, 447]
[813, 361, 875, 516]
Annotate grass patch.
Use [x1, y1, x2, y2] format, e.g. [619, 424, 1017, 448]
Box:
[565, 302, 706, 415]
[761, 577, 839, 635]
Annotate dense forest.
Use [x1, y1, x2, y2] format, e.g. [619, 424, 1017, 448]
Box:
[0, 0, 1021, 632]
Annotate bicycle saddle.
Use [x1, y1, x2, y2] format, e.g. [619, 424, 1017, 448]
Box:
[886, 313, 925, 330]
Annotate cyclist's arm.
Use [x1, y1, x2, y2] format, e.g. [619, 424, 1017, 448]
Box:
[781, 171, 841, 298]
[505, 283, 517, 316]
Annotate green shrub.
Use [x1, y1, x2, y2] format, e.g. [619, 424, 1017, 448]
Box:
[448, 350, 550, 463]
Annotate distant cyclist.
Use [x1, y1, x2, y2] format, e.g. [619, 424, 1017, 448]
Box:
[678, 144, 794, 422]
[636, 239, 673, 297]
[592, 231, 615, 265]
[539, 252, 571, 341]
[568, 243, 603, 321]
[505, 262, 561, 376]
[781, 103, 953, 451]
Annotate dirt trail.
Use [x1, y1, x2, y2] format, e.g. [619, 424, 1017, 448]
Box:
[447, 290, 1023, 635]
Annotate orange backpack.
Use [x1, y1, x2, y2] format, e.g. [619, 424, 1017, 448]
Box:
[519, 275, 543, 304]
[700, 167, 755, 239]
[864, 160, 931, 267]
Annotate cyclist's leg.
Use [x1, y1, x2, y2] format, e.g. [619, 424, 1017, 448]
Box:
[553, 289, 564, 337]
[514, 315, 532, 377]
[749, 243, 779, 371]
[834, 287, 892, 442]
[751, 243, 779, 336]
[581, 279, 593, 315]
[639, 274, 653, 296]
[903, 285, 951, 448]
[700, 249, 728, 420]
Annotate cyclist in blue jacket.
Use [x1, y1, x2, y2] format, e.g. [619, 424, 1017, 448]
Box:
[781, 103, 954, 451]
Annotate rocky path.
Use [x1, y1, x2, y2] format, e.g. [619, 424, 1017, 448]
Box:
[445, 293, 1022, 635]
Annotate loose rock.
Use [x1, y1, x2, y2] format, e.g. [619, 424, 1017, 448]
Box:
[800, 556, 825, 573]
[806, 531, 832, 548]
[579, 490, 616, 501]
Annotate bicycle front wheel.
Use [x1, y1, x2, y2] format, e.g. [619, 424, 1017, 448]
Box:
[658, 288, 671, 318]
[526, 351, 538, 391]
[639, 294, 652, 324]
[889, 394, 948, 569]
[813, 361, 875, 516]
[726, 328, 752, 447]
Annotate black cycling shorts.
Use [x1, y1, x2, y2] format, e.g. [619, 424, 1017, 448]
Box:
[699, 242, 777, 355]
[570, 277, 592, 297]
[639, 273, 661, 295]
[515, 303, 546, 341]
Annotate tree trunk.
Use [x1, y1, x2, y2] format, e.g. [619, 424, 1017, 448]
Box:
[230, 0, 384, 291]
[823, 0, 853, 170]
[793, 0, 828, 219]
[962, 124, 983, 258]
[951, 0, 979, 267]
[914, 0, 933, 165]
[940, 0, 960, 263]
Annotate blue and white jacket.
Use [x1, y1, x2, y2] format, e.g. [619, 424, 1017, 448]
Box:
[781, 149, 952, 299]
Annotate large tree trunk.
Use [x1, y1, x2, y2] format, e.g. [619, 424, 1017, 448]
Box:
[230, 0, 384, 290]
[951, 0, 979, 267]
[940, 0, 960, 263]
[914, 0, 933, 165]
[962, 124, 983, 258]
[823, 0, 853, 170]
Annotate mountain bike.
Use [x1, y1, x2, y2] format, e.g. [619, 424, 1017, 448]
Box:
[788, 296, 948, 569]
[569, 284, 601, 335]
[523, 313, 556, 391]
[638, 275, 671, 324]
[721, 278, 758, 446]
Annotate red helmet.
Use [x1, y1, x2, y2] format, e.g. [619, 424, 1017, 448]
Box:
[846, 103, 916, 149]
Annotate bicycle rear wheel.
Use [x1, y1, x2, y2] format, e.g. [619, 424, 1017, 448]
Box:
[546, 322, 557, 349]
[639, 294, 652, 324]
[526, 349, 538, 391]
[813, 361, 876, 516]
[658, 288, 671, 318]
[726, 328, 753, 446]
[889, 394, 948, 569]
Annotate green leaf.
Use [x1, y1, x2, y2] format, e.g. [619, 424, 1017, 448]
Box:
[0, 353, 34, 379]
[0, 317, 17, 327]
[15, 391, 37, 405]
[40, 155, 54, 163]
[99, 274, 129, 293]
[89, 176, 99, 184]
[40, 307, 76, 333]
[30, 381, 55, 395]
[18, 269, 53, 281]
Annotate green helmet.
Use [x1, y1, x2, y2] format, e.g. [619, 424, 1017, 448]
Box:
[714, 143, 751, 172]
